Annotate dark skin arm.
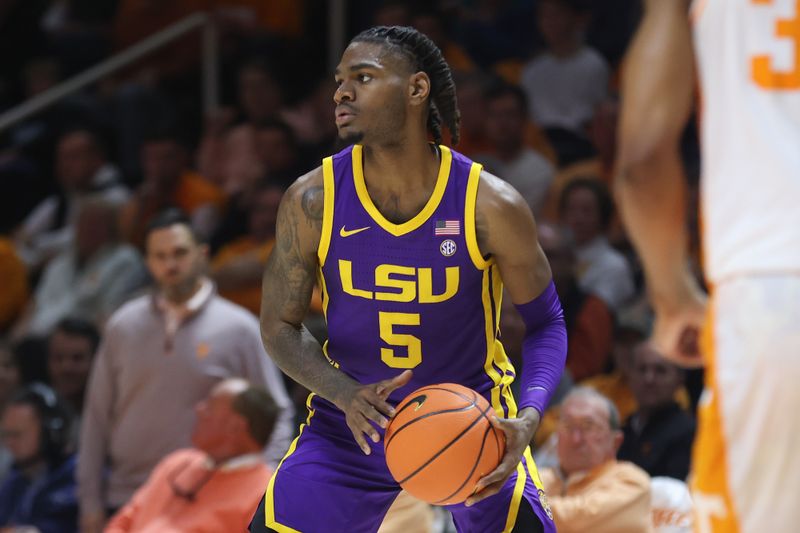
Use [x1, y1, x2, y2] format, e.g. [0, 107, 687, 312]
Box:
[260, 168, 411, 455]
[466, 170, 555, 506]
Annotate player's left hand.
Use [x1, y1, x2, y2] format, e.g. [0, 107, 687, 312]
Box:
[465, 407, 540, 507]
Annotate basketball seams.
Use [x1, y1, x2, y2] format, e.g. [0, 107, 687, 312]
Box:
[386, 386, 480, 449]
[432, 422, 495, 505]
[385, 402, 476, 449]
[385, 384, 506, 505]
[396, 402, 493, 486]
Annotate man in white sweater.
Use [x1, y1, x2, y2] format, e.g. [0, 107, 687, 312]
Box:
[78, 209, 294, 533]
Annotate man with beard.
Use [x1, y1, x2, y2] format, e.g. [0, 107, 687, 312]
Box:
[77, 210, 294, 533]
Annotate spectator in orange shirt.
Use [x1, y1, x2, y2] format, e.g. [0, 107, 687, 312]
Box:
[211, 184, 283, 315]
[539, 387, 653, 533]
[105, 379, 278, 533]
[121, 126, 226, 248]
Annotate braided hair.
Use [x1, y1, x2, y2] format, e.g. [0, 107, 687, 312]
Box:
[351, 26, 461, 145]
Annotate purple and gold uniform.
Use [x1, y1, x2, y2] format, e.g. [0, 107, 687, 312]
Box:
[262, 145, 555, 533]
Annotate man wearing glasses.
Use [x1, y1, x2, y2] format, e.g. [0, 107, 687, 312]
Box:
[538, 387, 654, 533]
[105, 379, 277, 533]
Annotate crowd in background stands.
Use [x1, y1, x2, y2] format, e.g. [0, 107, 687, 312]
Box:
[0, 1, 703, 532]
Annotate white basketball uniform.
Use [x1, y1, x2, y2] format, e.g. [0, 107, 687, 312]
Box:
[691, 1, 800, 532]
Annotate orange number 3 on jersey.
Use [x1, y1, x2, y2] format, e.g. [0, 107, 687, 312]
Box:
[752, 0, 800, 89]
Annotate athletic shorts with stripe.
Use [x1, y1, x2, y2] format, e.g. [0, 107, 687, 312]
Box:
[250, 396, 555, 533]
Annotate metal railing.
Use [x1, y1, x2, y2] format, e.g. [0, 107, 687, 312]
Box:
[0, 12, 219, 133]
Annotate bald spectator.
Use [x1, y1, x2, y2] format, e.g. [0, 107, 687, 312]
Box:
[540, 387, 653, 533]
[78, 210, 293, 533]
[476, 83, 555, 218]
[14, 128, 129, 269]
[16, 199, 146, 337]
[105, 380, 277, 533]
[559, 178, 634, 310]
[617, 343, 695, 481]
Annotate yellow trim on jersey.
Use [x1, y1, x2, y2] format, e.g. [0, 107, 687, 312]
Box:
[502, 462, 529, 532]
[317, 156, 336, 267]
[481, 269, 504, 417]
[265, 393, 317, 532]
[483, 266, 518, 419]
[316, 268, 330, 320]
[479, 267, 517, 423]
[351, 144, 452, 236]
[524, 448, 546, 492]
[493, 266, 503, 333]
[316, 260, 339, 369]
[465, 162, 495, 270]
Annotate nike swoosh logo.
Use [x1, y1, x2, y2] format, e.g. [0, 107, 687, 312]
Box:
[397, 394, 427, 415]
[339, 225, 370, 237]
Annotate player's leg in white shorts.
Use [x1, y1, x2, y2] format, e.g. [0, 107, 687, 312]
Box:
[692, 274, 800, 533]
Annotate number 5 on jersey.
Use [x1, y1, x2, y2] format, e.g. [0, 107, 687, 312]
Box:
[379, 312, 422, 369]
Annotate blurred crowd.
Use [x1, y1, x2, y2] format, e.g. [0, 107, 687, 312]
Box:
[0, 1, 704, 532]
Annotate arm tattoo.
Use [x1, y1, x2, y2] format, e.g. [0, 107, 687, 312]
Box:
[301, 185, 324, 227]
[261, 180, 355, 405]
[268, 193, 316, 323]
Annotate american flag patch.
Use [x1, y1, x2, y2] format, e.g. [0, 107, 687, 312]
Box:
[434, 219, 460, 236]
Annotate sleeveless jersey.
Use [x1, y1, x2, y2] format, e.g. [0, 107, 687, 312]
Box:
[692, 0, 800, 282]
[315, 144, 517, 417]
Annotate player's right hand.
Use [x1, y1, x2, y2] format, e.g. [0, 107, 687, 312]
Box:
[652, 282, 707, 368]
[336, 370, 413, 455]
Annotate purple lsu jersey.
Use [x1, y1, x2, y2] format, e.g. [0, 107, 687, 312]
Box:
[317, 144, 517, 417]
[256, 144, 557, 533]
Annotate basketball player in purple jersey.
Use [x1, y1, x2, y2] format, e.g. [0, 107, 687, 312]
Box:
[251, 26, 567, 533]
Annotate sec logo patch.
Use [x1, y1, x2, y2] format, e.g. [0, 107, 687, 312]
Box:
[440, 239, 457, 257]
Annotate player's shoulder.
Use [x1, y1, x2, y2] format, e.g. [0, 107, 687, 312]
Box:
[283, 166, 324, 218]
[475, 168, 531, 219]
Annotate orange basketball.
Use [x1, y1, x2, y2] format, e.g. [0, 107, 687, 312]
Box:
[384, 383, 506, 505]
